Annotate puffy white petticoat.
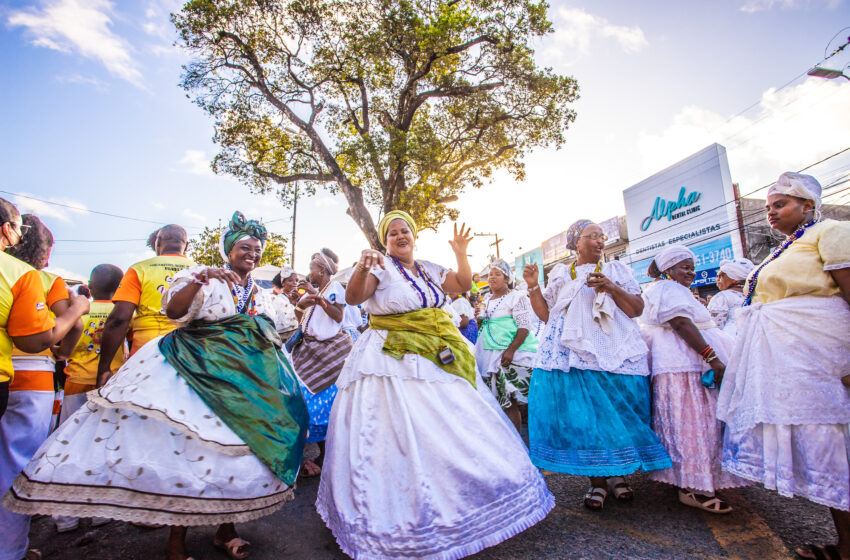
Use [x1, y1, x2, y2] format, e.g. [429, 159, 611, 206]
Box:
[718, 295, 850, 510]
[316, 329, 554, 559]
[2, 339, 293, 526]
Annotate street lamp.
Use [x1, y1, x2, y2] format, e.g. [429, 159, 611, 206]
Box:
[807, 66, 850, 81]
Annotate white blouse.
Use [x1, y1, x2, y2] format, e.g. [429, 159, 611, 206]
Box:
[476, 290, 537, 371]
[706, 289, 745, 334]
[362, 256, 449, 315]
[535, 261, 649, 376]
[299, 281, 345, 341]
[639, 279, 734, 376]
[162, 266, 284, 333]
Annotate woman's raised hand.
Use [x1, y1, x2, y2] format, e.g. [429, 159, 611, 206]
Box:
[197, 267, 241, 289]
[448, 223, 473, 255]
[523, 264, 540, 289]
[358, 249, 386, 271]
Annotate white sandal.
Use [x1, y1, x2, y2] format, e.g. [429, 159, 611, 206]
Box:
[678, 490, 733, 514]
[607, 476, 634, 501]
[583, 486, 608, 510]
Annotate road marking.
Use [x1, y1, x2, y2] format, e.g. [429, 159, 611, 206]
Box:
[702, 495, 794, 559]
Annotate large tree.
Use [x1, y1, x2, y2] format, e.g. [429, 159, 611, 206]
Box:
[188, 224, 289, 267]
[175, 0, 579, 248]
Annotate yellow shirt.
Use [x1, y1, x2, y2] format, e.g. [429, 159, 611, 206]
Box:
[0, 253, 54, 383]
[113, 254, 194, 352]
[748, 220, 850, 305]
[65, 300, 125, 386]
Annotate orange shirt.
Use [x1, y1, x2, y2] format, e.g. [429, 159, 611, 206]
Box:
[113, 254, 193, 351]
[10, 272, 68, 391]
[0, 253, 54, 383]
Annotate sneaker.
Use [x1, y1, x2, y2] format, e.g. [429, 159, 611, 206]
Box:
[54, 516, 79, 533]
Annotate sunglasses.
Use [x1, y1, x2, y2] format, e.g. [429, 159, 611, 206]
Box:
[579, 233, 608, 242]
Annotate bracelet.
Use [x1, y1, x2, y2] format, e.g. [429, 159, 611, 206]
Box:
[698, 345, 714, 359]
[704, 352, 718, 364]
[192, 274, 205, 285]
[528, 285, 541, 293]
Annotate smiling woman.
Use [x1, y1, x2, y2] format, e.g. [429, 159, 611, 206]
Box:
[3, 211, 309, 560]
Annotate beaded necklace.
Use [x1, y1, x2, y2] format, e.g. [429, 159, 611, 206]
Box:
[570, 260, 602, 280]
[227, 264, 255, 314]
[484, 290, 511, 320]
[743, 217, 818, 307]
[391, 257, 446, 309]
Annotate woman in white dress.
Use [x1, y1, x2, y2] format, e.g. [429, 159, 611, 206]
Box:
[3, 212, 309, 560]
[706, 258, 754, 336]
[317, 211, 553, 560]
[717, 173, 850, 560]
[475, 259, 538, 433]
[639, 245, 747, 514]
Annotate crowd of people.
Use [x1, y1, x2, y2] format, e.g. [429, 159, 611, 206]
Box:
[0, 169, 847, 560]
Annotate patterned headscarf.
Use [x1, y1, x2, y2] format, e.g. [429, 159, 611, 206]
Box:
[488, 259, 513, 285]
[311, 250, 338, 275]
[378, 210, 417, 247]
[218, 211, 268, 263]
[565, 219, 594, 251]
[768, 172, 822, 209]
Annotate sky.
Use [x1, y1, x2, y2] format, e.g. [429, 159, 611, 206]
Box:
[1, 0, 849, 282]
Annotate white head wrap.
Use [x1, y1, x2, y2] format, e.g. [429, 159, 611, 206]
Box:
[653, 244, 695, 273]
[488, 259, 513, 285]
[279, 266, 296, 281]
[767, 172, 822, 209]
[719, 258, 755, 282]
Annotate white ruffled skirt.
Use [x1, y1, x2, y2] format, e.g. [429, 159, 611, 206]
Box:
[2, 339, 293, 526]
[316, 329, 554, 559]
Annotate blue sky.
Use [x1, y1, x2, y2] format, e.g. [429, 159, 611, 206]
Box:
[1, 0, 849, 281]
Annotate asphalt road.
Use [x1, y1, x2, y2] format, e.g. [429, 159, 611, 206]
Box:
[26, 468, 836, 560]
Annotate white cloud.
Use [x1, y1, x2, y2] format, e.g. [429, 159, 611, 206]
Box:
[8, 0, 144, 87]
[637, 77, 850, 191]
[44, 266, 88, 282]
[150, 201, 165, 210]
[548, 7, 648, 57]
[739, 0, 842, 12]
[183, 208, 207, 224]
[13, 194, 88, 223]
[56, 73, 109, 91]
[177, 150, 213, 176]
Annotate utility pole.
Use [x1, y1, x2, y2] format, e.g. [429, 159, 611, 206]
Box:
[474, 232, 504, 259]
[291, 182, 298, 266]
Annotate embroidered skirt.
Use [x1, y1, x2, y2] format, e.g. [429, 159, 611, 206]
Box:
[529, 367, 671, 476]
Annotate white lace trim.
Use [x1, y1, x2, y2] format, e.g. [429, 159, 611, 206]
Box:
[3, 475, 293, 526]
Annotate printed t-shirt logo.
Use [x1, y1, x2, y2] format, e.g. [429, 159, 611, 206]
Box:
[35, 302, 45, 311]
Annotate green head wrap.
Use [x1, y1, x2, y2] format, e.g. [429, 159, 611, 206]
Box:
[378, 210, 417, 247]
[219, 211, 268, 262]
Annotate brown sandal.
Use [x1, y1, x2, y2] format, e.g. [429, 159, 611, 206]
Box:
[213, 536, 251, 560]
[607, 476, 634, 501]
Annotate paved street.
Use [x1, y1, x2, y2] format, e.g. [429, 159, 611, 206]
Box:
[27, 470, 835, 559]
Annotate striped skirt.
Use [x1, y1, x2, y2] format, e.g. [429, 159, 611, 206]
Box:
[292, 331, 353, 394]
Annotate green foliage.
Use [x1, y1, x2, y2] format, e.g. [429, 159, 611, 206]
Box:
[175, 0, 579, 248]
[188, 223, 289, 267]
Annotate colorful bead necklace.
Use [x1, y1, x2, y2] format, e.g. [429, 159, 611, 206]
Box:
[227, 264, 255, 314]
[743, 217, 818, 306]
[392, 257, 445, 309]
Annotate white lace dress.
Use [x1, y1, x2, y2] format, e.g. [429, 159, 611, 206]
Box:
[316, 255, 554, 560]
[475, 290, 537, 408]
[2, 267, 298, 526]
[706, 289, 745, 336]
[639, 280, 746, 493]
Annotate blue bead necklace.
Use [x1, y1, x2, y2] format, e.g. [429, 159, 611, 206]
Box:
[227, 264, 255, 314]
[743, 217, 818, 307]
[392, 257, 445, 309]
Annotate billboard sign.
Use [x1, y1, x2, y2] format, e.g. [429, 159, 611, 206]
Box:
[542, 231, 569, 263]
[598, 216, 621, 245]
[622, 144, 742, 284]
[514, 247, 544, 285]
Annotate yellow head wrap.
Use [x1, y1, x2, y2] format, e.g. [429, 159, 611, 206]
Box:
[377, 210, 417, 247]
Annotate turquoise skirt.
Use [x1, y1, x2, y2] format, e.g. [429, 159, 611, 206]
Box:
[529, 367, 671, 476]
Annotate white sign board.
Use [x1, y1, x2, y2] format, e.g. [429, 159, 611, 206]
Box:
[622, 144, 742, 285]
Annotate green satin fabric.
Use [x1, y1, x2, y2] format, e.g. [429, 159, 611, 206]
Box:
[480, 316, 539, 352]
[369, 308, 476, 387]
[158, 313, 308, 486]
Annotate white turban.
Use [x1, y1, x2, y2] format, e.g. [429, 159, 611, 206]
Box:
[719, 258, 755, 282]
[767, 172, 822, 209]
[653, 244, 695, 273]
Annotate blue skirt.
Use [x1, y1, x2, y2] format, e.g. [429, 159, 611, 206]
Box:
[459, 320, 478, 344]
[529, 367, 672, 476]
[300, 382, 338, 443]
